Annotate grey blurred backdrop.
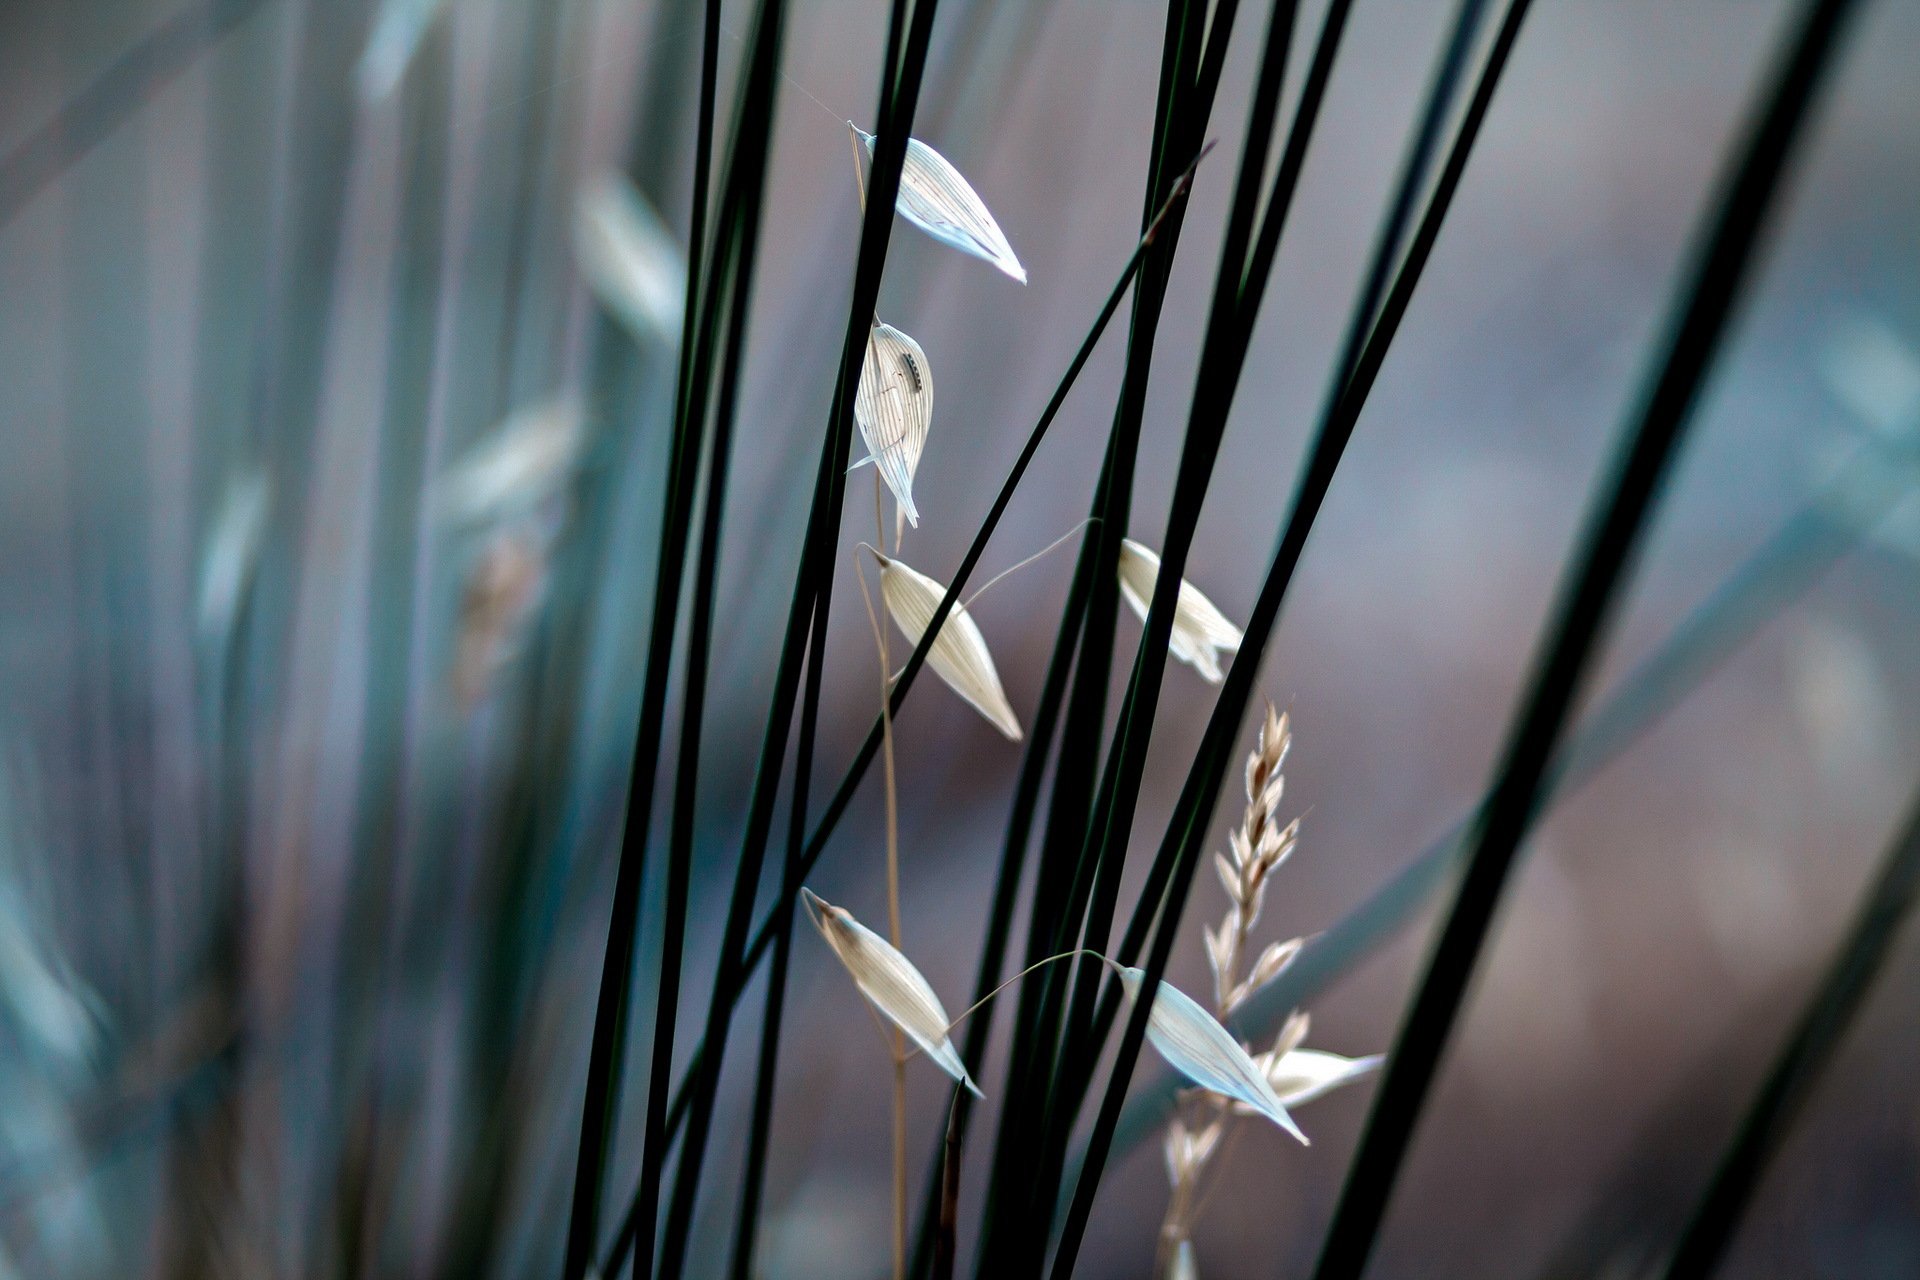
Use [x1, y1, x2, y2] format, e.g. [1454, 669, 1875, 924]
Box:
[0, 0, 1917, 1275]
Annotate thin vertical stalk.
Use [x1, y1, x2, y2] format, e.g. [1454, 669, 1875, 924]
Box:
[560, 0, 726, 1269]
[1054, 1, 1538, 1267]
[644, 0, 946, 1269]
[1311, 3, 1862, 1274]
[858, 496, 912, 1280]
[1064, 0, 1489, 1131]
[600, 0, 949, 1262]
[980, 5, 1220, 1257]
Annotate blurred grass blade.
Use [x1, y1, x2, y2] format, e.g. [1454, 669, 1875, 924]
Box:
[195, 474, 270, 655]
[575, 169, 689, 349]
[0, 0, 273, 228]
[356, 0, 450, 101]
[1658, 782, 1920, 1278]
[1311, 3, 1863, 1275]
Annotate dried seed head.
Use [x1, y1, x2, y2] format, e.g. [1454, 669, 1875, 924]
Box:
[1115, 540, 1244, 684]
[855, 128, 1026, 283]
[1221, 936, 1303, 1015]
[1161, 1116, 1227, 1190]
[1113, 965, 1305, 1144]
[877, 556, 1022, 740]
[800, 889, 982, 1097]
[574, 169, 687, 348]
[853, 323, 934, 527]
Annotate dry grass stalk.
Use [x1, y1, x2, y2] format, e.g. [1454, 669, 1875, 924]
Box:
[1154, 708, 1382, 1277]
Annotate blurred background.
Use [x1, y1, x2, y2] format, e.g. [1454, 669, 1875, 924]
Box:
[1, 0, 1917, 1275]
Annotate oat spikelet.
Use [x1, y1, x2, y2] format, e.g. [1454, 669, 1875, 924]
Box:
[1112, 965, 1306, 1144]
[877, 555, 1022, 740]
[1255, 1046, 1386, 1110]
[801, 889, 982, 1097]
[852, 323, 934, 527]
[854, 128, 1026, 283]
[1116, 540, 1244, 684]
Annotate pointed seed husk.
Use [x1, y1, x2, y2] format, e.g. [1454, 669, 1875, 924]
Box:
[433, 398, 586, 529]
[801, 889, 982, 1097]
[856, 129, 1026, 283]
[853, 323, 934, 527]
[1116, 539, 1244, 684]
[1113, 965, 1306, 1144]
[878, 557, 1022, 740]
[1258, 1048, 1386, 1110]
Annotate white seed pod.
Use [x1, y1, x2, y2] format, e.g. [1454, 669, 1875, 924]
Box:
[878, 556, 1022, 741]
[800, 889, 982, 1098]
[434, 398, 586, 529]
[1244, 1047, 1385, 1112]
[855, 128, 1026, 284]
[852, 323, 934, 527]
[1116, 540, 1244, 684]
[358, 0, 451, 102]
[575, 169, 687, 348]
[1112, 965, 1306, 1143]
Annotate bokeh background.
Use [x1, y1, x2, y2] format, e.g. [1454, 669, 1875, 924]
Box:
[1, 0, 1917, 1275]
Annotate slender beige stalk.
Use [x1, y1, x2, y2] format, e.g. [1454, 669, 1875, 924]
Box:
[858, 472, 907, 1280]
[849, 121, 869, 213]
